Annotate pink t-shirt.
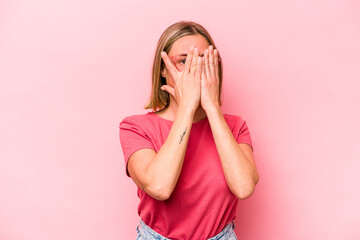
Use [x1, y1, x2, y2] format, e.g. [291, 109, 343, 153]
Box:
[119, 111, 253, 240]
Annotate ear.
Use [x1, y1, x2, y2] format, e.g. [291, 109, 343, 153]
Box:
[161, 67, 166, 78]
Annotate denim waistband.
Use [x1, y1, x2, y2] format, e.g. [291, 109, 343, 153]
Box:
[136, 219, 236, 240]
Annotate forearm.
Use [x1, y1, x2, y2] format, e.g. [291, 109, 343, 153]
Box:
[144, 106, 194, 198]
[206, 106, 258, 199]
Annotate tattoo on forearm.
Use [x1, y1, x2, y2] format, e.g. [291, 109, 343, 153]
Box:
[179, 127, 187, 144]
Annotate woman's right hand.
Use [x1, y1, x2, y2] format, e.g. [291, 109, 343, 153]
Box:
[160, 46, 202, 113]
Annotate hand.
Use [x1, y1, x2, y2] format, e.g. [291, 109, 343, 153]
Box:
[200, 45, 220, 112]
[160, 46, 202, 112]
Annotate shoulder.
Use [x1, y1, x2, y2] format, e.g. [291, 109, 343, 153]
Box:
[223, 113, 253, 148]
[119, 112, 166, 135]
[223, 113, 247, 126]
[119, 112, 154, 127]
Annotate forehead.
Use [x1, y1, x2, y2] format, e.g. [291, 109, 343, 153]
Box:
[169, 34, 210, 55]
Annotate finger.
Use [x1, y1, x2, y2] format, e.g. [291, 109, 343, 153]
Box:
[161, 51, 177, 78]
[160, 85, 175, 98]
[204, 48, 211, 79]
[209, 45, 215, 77]
[190, 47, 199, 76]
[214, 49, 219, 80]
[195, 56, 202, 82]
[201, 57, 206, 81]
[184, 45, 194, 73]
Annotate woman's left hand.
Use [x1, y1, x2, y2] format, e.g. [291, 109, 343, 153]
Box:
[200, 45, 220, 112]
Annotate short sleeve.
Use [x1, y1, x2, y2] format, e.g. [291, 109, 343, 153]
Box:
[119, 117, 155, 178]
[236, 117, 254, 152]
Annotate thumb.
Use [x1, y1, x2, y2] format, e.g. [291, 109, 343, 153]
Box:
[161, 85, 175, 98]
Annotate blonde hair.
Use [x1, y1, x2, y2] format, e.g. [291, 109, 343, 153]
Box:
[144, 21, 223, 111]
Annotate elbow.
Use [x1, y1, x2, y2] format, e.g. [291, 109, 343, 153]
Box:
[154, 190, 171, 201]
[141, 173, 173, 201]
[236, 173, 259, 200]
[235, 186, 255, 200]
[234, 179, 258, 200]
[146, 184, 173, 201]
[254, 171, 260, 185]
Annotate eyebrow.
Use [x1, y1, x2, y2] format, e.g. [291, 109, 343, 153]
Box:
[179, 53, 205, 57]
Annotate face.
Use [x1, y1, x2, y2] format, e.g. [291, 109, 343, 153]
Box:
[161, 34, 210, 87]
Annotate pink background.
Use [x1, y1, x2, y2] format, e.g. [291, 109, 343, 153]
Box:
[1, 0, 359, 239]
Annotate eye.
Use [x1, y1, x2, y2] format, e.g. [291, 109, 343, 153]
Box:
[179, 56, 187, 65]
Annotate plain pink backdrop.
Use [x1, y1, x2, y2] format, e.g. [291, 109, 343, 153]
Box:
[1, 0, 359, 239]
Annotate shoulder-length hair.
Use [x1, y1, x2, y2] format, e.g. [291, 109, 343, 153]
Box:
[144, 21, 223, 111]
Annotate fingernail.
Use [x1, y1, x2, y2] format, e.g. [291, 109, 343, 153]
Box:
[190, 45, 194, 50]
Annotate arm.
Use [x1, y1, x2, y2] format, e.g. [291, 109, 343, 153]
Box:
[127, 47, 202, 201]
[128, 107, 195, 201]
[200, 45, 259, 199]
[206, 107, 259, 200]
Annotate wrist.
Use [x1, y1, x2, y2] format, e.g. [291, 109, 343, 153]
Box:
[177, 104, 196, 119]
[204, 104, 221, 118]
[203, 101, 220, 114]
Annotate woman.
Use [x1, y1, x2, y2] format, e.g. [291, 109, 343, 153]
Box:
[119, 21, 259, 240]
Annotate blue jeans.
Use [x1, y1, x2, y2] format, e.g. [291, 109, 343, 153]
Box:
[136, 219, 238, 240]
